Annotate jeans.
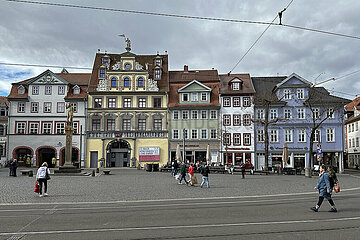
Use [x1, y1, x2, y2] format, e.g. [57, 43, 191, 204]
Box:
[172, 168, 178, 176]
[317, 196, 335, 207]
[179, 174, 188, 184]
[201, 176, 210, 188]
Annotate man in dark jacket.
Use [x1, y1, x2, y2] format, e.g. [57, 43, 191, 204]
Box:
[178, 163, 188, 185]
[200, 163, 210, 188]
[241, 163, 246, 179]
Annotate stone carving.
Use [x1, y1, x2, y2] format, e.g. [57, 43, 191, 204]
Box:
[97, 79, 107, 91]
[135, 62, 144, 70]
[147, 79, 159, 91]
[112, 61, 122, 70]
[37, 74, 60, 84]
[66, 103, 74, 127]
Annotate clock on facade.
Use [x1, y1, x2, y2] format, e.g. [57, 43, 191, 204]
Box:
[124, 63, 131, 70]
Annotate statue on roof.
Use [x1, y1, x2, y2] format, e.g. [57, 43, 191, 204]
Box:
[125, 38, 131, 52]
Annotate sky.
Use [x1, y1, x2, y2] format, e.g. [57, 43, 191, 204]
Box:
[0, 0, 359, 99]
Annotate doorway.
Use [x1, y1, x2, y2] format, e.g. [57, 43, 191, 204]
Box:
[38, 148, 56, 167]
[106, 140, 131, 167]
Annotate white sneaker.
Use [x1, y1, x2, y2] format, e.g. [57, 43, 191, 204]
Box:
[44, 193, 48, 197]
[39, 194, 43, 197]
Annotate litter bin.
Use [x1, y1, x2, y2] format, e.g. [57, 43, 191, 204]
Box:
[153, 164, 159, 172]
[146, 164, 153, 172]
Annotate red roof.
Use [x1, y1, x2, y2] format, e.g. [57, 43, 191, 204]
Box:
[219, 74, 255, 95]
[345, 96, 360, 111]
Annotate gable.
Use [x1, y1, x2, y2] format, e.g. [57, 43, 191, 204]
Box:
[178, 80, 211, 92]
[275, 73, 312, 89]
[27, 70, 68, 85]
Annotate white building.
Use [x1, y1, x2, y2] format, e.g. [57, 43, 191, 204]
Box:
[345, 97, 360, 167]
[7, 69, 90, 167]
[219, 74, 255, 166]
[0, 97, 9, 166]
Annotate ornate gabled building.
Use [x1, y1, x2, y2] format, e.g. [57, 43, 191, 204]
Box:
[7, 69, 90, 167]
[86, 44, 169, 168]
[345, 97, 360, 168]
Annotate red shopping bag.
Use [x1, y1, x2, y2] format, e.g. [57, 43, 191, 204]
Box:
[34, 181, 39, 193]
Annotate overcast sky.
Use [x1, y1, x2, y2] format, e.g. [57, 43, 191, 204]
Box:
[0, 0, 359, 99]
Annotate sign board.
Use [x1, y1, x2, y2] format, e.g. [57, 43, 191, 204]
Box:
[317, 149, 322, 155]
[139, 147, 160, 161]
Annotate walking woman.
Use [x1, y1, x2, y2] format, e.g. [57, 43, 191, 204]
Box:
[311, 164, 337, 212]
[36, 162, 51, 197]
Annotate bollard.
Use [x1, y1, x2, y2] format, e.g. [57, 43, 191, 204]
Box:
[92, 170, 95, 176]
[28, 170, 33, 177]
[96, 168, 99, 173]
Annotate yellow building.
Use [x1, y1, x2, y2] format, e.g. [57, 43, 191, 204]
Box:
[86, 44, 169, 169]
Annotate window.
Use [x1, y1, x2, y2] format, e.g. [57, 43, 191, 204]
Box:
[18, 102, 25, 113]
[16, 122, 26, 134]
[153, 97, 162, 108]
[153, 119, 162, 130]
[257, 109, 265, 119]
[107, 119, 115, 131]
[352, 123, 355, 132]
[94, 98, 102, 108]
[233, 133, 241, 145]
[223, 133, 231, 145]
[191, 129, 198, 139]
[154, 69, 161, 79]
[233, 115, 241, 126]
[44, 102, 51, 113]
[297, 108, 305, 119]
[138, 119, 146, 130]
[257, 129, 264, 142]
[356, 122, 359, 131]
[111, 77, 117, 88]
[155, 59, 161, 66]
[108, 98, 116, 108]
[31, 102, 39, 113]
[233, 97, 240, 107]
[312, 108, 320, 119]
[314, 129, 321, 142]
[182, 93, 189, 102]
[57, 102, 65, 113]
[42, 122, 52, 134]
[58, 86, 65, 95]
[297, 88, 304, 99]
[0, 125, 4, 136]
[183, 129, 189, 139]
[99, 69, 105, 78]
[73, 122, 79, 134]
[173, 111, 179, 120]
[284, 129, 293, 142]
[284, 89, 291, 100]
[284, 108, 292, 119]
[223, 115, 231, 126]
[191, 93, 198, 102]
[210, 129, 217, 139]
[243, 133, 251, 146]
[233, 82, 240, 90]
[298, 129, 306, 142]
[29, 122, 39, 134]
[201, 93, 207, 101]
[348, 124, 351, 133]
[137, 77, 144, 87]
[201, 110, 208, 119]
[327, 108, 334, 119]
[210, 110, 217, 119]
[173, 129, 179, 139]
[91, 119, 100, 131]
[32, 86, 39, 95]
[349, 139, 352, 148]
[138, 98, 147, 108]
[326, 128, 335, 142]
[201, 129, 207, 139]
[124, 78, 130, 87]
[243, 114, 251, 126]
[223, 97, 231, 107]
[45, 86, 52, 95]
[243, 97, 250, 107]
[191, 110, 198, 119]
[123, 119, 131, 130]
[0, 109, 5, 116]
[182, 111, 189, 120]
[73, 87, 80, 95]
[270, 129, 279, 143]
[123, 98, 132, 108]
[270, 109, 278, 120]
[70, 103, 77, 113]
[356, 137, 359, 147]
[56, 122, 65, 134]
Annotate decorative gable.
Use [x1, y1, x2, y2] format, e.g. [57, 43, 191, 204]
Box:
[17, 85, 25, 95]
[275, 73, 312, 89]
[27, 70, 68, 85]
[178, 80, 212, 92]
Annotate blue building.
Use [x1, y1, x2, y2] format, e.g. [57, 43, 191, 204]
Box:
[253, 73, 349, 173]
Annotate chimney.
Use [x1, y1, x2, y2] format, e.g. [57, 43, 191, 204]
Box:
[184, 65, 188, 73]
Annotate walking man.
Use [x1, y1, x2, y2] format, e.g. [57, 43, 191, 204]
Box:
[200, 163, 210, 188]
[178, 163, 188, 185]
[241, 163, 246, 179]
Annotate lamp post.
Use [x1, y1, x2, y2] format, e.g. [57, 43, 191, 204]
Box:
[183, 128, 186, 163]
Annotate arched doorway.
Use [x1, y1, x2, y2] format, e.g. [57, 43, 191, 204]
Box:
[60, 147, 79, 166]
[13, 147, 33, 166]
[37, 147, 56, 167]
[106, 139, 131, 167]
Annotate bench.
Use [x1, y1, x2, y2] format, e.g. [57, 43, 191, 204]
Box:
[20, 169, 33, 176]
[209, 167, 227, 174]
[103, 170, 111, 175]
[160, 167, 172, 172]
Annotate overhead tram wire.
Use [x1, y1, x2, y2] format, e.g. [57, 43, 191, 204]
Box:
[0, 62, 92, 70]
[228, 0, 294, 74]
[313, 68, 360, 86]
[4, 0, 360, 40]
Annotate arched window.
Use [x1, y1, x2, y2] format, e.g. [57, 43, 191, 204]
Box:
[0, 145, 3, 156]
[111, 77, 117, 88]
[0, 125, 4, 136]
[138, 77, 144, 87]
[124, 78, 130, 87]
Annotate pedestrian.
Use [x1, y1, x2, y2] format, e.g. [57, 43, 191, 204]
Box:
[241, 163, 246, 179]
[9, 159, 18, 177]
[355, 163, 359, 170]
[188, 163, 195, 186]
[311, 164, 337, 212]
[178, 163, 188, 185]
[26, 156, 31, 168]
[250, 164, 255, 175]
[200, 163, 210, 188]
[51, 157, 56, 168]
[172, 160, 179, 177]
[327, 166, 338, 191]
[36, 162, 51, 197]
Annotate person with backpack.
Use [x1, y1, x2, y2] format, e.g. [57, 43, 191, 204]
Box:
[311, 164, 337, 212]
[178, 163, 188, 185]
[327, 166, 338, 191]
[200, 163, 210, 188]
[36, 162, 51, 197]
[172, 160, 179, 177]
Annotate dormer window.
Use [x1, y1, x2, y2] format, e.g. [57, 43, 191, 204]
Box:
[233, 82, 240, 90]
[201, 92, 207, 101]
[155, 58, 162, 66]
[111, 77, 117, 88]
[103, 56, 109, 65]
[284, 89, 291, 100]
[154, 69, 161, 80]
[18, 85, 25, 95]
[99, 67, 105, 78]
[73, 85, 80, 95]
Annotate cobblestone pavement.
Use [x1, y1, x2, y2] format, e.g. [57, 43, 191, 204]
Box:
[1, 167, 360, 204]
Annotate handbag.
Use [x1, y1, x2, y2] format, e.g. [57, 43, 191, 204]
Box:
[334, 183, 340, 193]
[45, 168, 51, 180]
[34, 181, 39, 193]
[191, 176, 198, 184]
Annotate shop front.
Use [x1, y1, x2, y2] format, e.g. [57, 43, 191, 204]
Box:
[169, 141, 220, 164]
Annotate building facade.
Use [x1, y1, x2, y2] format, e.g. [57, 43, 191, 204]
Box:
[86, 47, 169, 168]
[7, 69, 90, 167]
[0, 97, 8, 166]
[345, 97, 360, 167]
[168, 66, 220, 164]
[253, 73, 348, 172]
[219, 74, 255, 166]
